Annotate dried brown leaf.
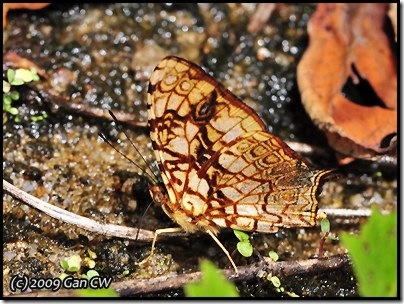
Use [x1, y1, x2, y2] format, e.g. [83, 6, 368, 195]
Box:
[297, 3, 397, 159]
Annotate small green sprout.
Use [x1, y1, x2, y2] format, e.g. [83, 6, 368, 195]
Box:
[81, 269, 100, 280]
[234, 230, 253, 257]
[270, 275, 281, 288]
[3, 67, 41, 121]
[265, 272, 298, 296]
[320, 218, 330, 234]
[60, 254, 82, 272]
[268, 250, 279, 262]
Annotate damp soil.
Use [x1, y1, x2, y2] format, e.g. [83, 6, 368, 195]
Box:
[3, 3, 397, 298]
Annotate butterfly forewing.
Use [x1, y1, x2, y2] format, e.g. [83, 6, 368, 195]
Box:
[148, 56, 267, 219]
[147, 56, 330, 235]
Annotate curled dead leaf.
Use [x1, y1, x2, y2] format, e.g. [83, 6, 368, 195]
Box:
[297, 3, 397, 159]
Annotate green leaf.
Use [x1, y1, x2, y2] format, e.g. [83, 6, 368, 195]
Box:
[270, 276, 281, 288]
[10, 91, 20, 100]
[340, 207, 397, 297]
[15, 68, 34, 82]
[67, 255, 82, 272]
[184, 259, 239, 297]
[30, 67, 40, 81]
[237, 241, 253, 257]
[320, 218, 330, 233]
[76, 288, 119, 297]
[3, 94, 12, 105]
[8, 107, 19, 115]
[60, 259, 69, 270]
[3, 81, 11, 93]
[268, 250, 279, 262]
[233, 230, 249, 242]
[86, 270, 99, 279]
[7, 69, 15, 83]
[10, 79, 24, 86]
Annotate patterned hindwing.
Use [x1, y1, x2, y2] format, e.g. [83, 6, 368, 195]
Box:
[147, 56, 266, 211]
[191, 131, 331, 233]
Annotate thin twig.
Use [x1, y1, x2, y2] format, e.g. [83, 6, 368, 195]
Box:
[3, 179, 160, 242]
[114, 255, 350, 296]
[39, 89, 148, 128]
[319, 208, 372, 218]
[320, 207, 394, 217]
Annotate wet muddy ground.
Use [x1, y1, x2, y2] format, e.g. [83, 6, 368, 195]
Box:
[3, 3, 397, 297]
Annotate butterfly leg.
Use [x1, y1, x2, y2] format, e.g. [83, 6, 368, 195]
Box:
[206, 230, 239, 275]
[137, 227, 184, 266]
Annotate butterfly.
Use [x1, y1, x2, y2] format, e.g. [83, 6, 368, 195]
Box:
[142, 56, 331, 274]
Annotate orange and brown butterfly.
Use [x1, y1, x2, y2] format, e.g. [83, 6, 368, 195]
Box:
[143, 55, 332, 274]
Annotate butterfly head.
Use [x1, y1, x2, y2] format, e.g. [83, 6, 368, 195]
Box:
[148, 182, 168, 207]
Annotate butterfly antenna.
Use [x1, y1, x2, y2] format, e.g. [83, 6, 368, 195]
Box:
[107, 110, 159, 183]
[99, 133, 156, 183]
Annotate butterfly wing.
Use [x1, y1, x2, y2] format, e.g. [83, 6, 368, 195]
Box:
[148, 56, 330, 235]
[196, 131, 331, 232]
[147, 56, 267, 213]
